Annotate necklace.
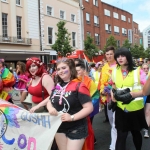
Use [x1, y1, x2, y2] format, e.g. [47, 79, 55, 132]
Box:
[122, 69, 128, 76]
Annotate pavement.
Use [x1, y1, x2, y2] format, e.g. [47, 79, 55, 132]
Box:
[93, 110, 150, 150]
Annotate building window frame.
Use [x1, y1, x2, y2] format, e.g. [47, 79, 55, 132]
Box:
[16, 16, 22, 39]
[105, 24, 111, 33]
[128, 18, 130, 23]
[104, 9, 110, 17]
[72, 32, 76, 47]
[114, 26, 119, 34]
[94, 15, 99, 27]
[87, 31, 91, 36]
[71, 14, 76, 22]
[86, 13, 90, 24]
[121, 15, 126, 21]
[60, 10, 65, 20]
[93, 0, 98, 6]
[47, 6, 53, 16]
[113, 12, 119, 19]
[122, 28, 127, 36]
[95, 33, 100, 45]
[16, 0, 21, 6]
[48, 26, 54, 45]
[117, 40, 120, 48]
[2, 13, 8, 38]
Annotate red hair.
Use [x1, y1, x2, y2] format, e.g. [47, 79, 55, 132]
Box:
[26, 57, 47, 78]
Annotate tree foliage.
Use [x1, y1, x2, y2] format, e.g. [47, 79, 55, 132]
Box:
[51, 21, 73, 57]
[84, 35, 99, 61]
[103, 35, 117, 51]
[145, 48, 150, 58]
[130, 44, 145, 59]
[122, 39, 131, 50]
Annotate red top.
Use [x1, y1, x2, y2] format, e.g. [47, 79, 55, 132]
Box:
[28, 75, 49, 103]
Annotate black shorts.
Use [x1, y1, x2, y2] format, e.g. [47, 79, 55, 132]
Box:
[146, 95, 150, 103]
[57, 122, 88, 140]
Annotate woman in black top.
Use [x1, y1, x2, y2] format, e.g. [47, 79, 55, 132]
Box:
[47, 58, 93, 150]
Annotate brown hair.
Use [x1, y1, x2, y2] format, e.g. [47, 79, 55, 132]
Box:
[105, 46, 115, 53]
[18, 62, 26, 74]
[55, 58, 77, 84]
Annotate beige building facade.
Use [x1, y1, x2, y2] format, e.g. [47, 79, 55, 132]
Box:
[39, 0, 82, 62]
[0, 0, 48, 65]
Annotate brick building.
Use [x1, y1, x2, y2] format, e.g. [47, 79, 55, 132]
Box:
[82, 0, 135, 50]
[133, 21, 140, 45]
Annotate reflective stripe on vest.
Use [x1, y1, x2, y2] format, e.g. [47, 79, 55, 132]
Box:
[113, 67, 144, 112]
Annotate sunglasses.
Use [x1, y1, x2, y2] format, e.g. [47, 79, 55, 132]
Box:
[143, 68, 149, 70]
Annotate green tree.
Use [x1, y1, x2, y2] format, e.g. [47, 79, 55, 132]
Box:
[84, 35, 99, 61]
[103, 35, 117, 51]
[122, 39, 131, 50]
[145, 48, 150, 58]
[130, 44, 145, 59]
[52, 21, 73, 57]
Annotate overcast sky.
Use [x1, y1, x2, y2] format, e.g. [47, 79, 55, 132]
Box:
[101, 0, 150, 32]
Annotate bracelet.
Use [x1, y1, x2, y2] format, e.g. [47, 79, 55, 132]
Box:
[71, 115, 74, 121]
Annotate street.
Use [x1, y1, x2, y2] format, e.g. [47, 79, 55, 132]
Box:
[93, 111, 150, 150]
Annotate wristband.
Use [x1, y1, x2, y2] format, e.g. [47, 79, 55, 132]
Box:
[71, 115, 74, 121]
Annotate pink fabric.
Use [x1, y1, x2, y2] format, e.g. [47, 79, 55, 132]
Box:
[15, 74, 29, 91]
[140, 69, 146, 85]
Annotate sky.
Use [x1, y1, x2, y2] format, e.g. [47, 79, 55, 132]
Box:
[101, 0, 150, 32]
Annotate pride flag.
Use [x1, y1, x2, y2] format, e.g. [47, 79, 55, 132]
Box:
[79, 76, 100, 117]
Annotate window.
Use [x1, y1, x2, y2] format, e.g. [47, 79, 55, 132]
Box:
[122, 28, 127, 35]
[86, 13, 90, 24]
[93, 0, 98, 6]
[94, 15, 99, 26]
[16, 0, 20, 5]
[117, 40, 120, 48]
[47, 6, 52, 16]
[16, 16, 21, 39]
[113, 12, 119, 19]
[2, 13, 8, 37]
[60, 10, 65, 19]
[121, 15, 126, 21]
[95, 33, 100, 45]
[128, 29, 132, 43]
[105, 24, 111, 33]
[114, 26, 119, 33]
[128, 18, 130, 23]
[48, 27, 53, 44]
[71, 14, 76, 22]
[72, 32, 76, 47]
[104, 9, 110, 16]
[87, 31, 91, 36]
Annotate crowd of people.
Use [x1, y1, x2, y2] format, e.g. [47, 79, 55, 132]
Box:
[1, 46, 150, 150]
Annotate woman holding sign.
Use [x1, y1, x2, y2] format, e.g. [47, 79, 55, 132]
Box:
[47, 58, 93, 150]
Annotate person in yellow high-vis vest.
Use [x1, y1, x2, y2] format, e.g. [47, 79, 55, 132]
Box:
[111, 48, 148, 150]
[93, 62, 103, 88]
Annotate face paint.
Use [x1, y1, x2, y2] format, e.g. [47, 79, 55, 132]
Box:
[64, 70, 69, 74]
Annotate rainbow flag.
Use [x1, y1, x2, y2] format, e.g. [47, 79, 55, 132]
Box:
[79, 76, 100, 117]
